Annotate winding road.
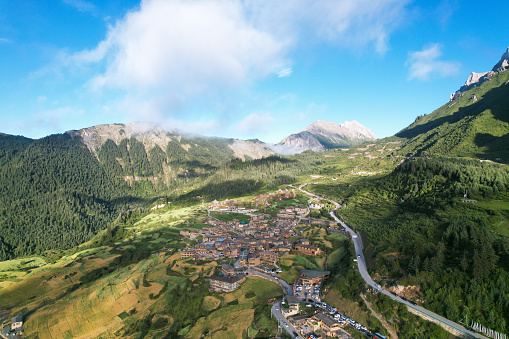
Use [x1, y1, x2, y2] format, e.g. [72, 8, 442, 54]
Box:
[296, 185, 484, 339]
[246, 268, 303, 338]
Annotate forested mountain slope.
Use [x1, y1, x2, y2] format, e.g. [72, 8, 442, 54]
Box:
[0, 126, 318, 260]
[329, 157, 509, 333]
[0, 134, 136, 260]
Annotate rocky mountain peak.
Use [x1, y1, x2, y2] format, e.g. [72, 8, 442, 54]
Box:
[492, 46, 509, 72]
[451, 46, 509, 100]
[279, 120, 376, 152]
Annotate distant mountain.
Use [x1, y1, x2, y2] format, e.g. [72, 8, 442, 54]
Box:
[68, 122, 275, 164]
[397, 47, 509, 162]
[279, 120, 377, 152]
[0, 123, 278, 260]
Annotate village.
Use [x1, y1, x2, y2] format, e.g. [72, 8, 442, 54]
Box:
[175, 189, 379, 338]
[180, 189, 334, 263]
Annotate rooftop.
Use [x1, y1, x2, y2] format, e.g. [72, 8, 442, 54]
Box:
[301, 269, 331, 279]
[315, 312, 338, 327]
[210, 274, 245, 283]
[286, 295, 299, 305]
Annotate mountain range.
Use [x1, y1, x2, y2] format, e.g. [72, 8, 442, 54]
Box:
[0, 47, 508, 261]
[67, 118, 377, 161]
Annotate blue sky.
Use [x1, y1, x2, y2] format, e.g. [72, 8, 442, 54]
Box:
[0, 0, 507, 143]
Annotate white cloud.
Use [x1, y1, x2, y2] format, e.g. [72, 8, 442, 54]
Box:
[160, 119, 222, 136]
[0, 38, 12, 44]
[263, 143, 305, 156]
[63, 0, 412, 135]
[277, 68, 293, 78]
[235, 112, 277, 134]
[7, 106, 85, 138]
[63, 0, 97, 13]
[245, 0, 411, 54]
[76, 0, 287, 95]
[407, 43, 460, 80]
[436, 0, 459, 27]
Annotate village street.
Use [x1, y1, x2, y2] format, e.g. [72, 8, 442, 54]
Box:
[246, 268, 302, 338]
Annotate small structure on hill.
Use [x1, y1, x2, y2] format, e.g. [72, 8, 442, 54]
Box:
[299, 269, 330, 285]
[295, 243, 321, 256]
[209, 274, 246, 293]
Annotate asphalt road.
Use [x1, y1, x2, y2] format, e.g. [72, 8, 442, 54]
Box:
[329, 205, 483, 338]
[247, 268, 303, 338]
[270, 301, 302, 339]
[295, 186, 483, 338]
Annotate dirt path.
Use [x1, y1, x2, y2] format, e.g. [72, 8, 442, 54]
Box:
[361, 293, 398, 339]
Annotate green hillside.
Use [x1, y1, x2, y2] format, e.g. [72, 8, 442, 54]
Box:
[0, 134, 137, 260]
[397, 70, 509, 162]
[0, 131, 319, 261]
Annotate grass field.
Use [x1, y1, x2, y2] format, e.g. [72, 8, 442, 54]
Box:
[0, 257, 47, 272]
[203, 296, 221, 312]
[0, 201, 237, 338]
[187, 277, 282, 338]
[475, 199, 509, 236]
[494, 219, 509, 236]
[134, 205, 207, 229]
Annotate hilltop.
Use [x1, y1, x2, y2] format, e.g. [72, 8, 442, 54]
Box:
[279, 120, 377, 152]
[396, 48, 509, 162]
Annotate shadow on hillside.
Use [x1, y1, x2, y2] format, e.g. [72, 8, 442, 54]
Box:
[474, 132, 509, 161]
[397, 82, 509, 139]
[176, 179, 261, 201]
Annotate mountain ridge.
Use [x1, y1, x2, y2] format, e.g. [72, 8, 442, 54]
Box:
[279, 120, 377, 152]
[67, 121, 275, 162]
[397, 63, 509, 162]
[450, 47, 509, 100]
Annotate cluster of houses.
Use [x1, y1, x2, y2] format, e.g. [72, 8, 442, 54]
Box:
[206, 189, 298, 211]
[180, 213, 323, 264]
[277, 269, 376, 338]
[250, 189, 297, 208]
[178, 210, 330, 294]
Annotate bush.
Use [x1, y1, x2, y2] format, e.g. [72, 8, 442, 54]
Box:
[245, 291, 256, 299]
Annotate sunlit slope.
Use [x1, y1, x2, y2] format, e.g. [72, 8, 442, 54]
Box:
[397, 70, 509, 162]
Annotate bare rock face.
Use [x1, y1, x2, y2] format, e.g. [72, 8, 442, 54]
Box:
[228, 140, 275, 160]
[464, 71, 492, 87]
[492, 47, 509, 72]
[450, 47, 509, 101]
[67, 122, 174, 156]
[67, 122, 275, 160]
[279, 131, 326, 152]
[278, 120, 377, 152]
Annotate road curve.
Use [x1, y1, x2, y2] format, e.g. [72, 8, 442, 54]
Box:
[297, 186, 483, 338]
[247, 268, 293, 296]
[247, 268, 303, 338]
